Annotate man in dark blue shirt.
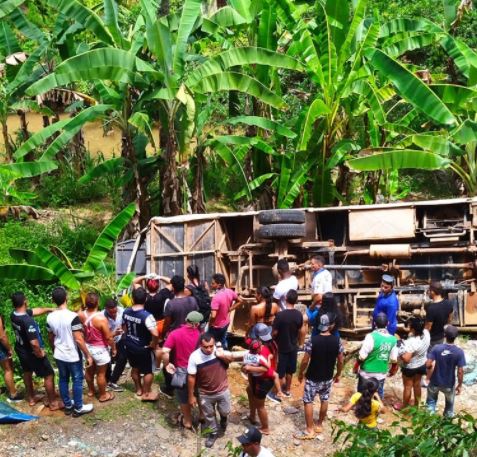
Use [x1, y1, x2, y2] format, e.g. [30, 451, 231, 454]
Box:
[373, 274, 399, 335]
[425, 325, 466, 417]
[123, 287, 158, 401]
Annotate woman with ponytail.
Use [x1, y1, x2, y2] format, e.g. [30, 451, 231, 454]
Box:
[249, 287, 280, 331]
[340, 378, 382, 428]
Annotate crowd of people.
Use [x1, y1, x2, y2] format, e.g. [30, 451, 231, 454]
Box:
[0, 255, 469, 454]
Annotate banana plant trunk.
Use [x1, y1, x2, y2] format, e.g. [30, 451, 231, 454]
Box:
[17, 110, 30, 140]
[191, 146, 206, 213]
[121, 129, 151, 228]
[161, 127, 182, 216]
[1, 120, 13, 161]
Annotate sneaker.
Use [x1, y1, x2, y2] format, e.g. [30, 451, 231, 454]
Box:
[159, 385, 174, 399]
[72, 403, 94, 417]
[6, 393, 24, 403]
[64, 405, 74, 416]
[205, 433, 218, 448]
[282, 391, 291, 398]
[266, 392, 282, 404]
[219, 416, 228, 432]
[107, 382, 124, 392]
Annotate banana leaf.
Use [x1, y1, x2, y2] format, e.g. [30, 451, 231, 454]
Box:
[35, 247, 80, 290]
[14, 119, 70, 160]
[79, 157, 125, 184]
[440, 34, 477, 81]
[83, 203, 136, 272]
[26, 49, 145, 95]
[8, 248, 43, 266]
[202, 6, 250, 34]
[0, 264, 55, 282]
[225, 116, 296, 138]
[103, 0, 124, 47]
[187, 47, 301, 87]
[0, 161, 58, 178]
[347, 149, 451, 171]
[48, 0, 114, 45]
[365, 48, 457, 126]
[0, 0, 25, 19]
[116, 271, 136, 291]
[0, 22, 21, 55]
[173, 0, 202, 76]
[451, 120, 477, 145]
[297, 98, 330, 151]
[192, 72, 285, 109]
[39, 105, 114, 161]
[234, 173, 276, 201]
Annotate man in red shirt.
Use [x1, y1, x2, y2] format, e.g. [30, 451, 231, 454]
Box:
[161, 311, 202, 430]
[209, 273, 242, 348]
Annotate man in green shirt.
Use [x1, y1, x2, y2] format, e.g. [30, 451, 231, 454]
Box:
[356, 313, 398, 399]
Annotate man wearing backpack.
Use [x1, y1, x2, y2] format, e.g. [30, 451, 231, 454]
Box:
[185, 265, 211, 328]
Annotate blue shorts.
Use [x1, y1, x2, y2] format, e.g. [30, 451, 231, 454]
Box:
[0, 343, 8, 362]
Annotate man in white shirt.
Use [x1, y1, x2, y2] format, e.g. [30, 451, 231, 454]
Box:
[237, 427, 275, 457]
[272, 259, 298, 311]
[310, 255, 333, 311]
[47, 287, 94, 417]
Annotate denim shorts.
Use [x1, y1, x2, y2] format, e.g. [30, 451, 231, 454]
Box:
[0, 343, 7, 362]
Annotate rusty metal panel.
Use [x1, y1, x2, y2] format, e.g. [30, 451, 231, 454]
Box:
[349, 208, 416, 241]
[464, 292, 477, 325]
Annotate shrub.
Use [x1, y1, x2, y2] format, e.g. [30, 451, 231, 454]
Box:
[332, 407, 477, 457]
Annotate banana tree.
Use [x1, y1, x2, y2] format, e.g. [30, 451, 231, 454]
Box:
[24, 0, 301, 221]
[2, 203, 137, 297]
[265, 0, 460, 206]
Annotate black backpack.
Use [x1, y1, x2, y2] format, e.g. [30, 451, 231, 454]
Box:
[188, 283, 211, 322]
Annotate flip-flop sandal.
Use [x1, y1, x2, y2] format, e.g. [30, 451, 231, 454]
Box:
[140, 394, 158, 402]
[241, 415, 260, 426]
[314, 425, 323, 434]
[294, 431, 316, 440]
[178, 414, 193, 431]
[393, 402, 404, 411]
[99, 392, 115, 403]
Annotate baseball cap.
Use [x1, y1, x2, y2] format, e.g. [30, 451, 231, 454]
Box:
[250, 323, 272, 342]
[382, 274, 395, 284]
[186, 311, 203, 323]
[318, 313, 332, 332]
[444, 325, 458, 339]
[237, 426, 262, 445]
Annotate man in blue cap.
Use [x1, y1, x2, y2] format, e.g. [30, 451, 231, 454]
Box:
[373, 274, 399, 335]
[237, 426, 275, 457]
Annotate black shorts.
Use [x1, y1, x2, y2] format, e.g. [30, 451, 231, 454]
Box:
[125, 343, 154, 375]
[402, 364, 426, 378]
[277, 350, 298, 378]
[250, 377, 274, 400]
[18, 352, 54, 378]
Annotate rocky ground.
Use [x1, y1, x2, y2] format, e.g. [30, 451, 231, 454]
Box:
[1, 339, 476, 457]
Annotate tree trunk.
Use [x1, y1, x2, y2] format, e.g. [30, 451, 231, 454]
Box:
[121, 129, 151, 228]
[191, 146, 206, 213]
[1, 121, 13, 161]
[161, 125, 182, 216]
[17, 110, 30, 140]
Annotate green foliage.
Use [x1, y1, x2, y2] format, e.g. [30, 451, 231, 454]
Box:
[332, 408, 477, 456]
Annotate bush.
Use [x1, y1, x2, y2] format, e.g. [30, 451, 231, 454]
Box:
[0, 217, 102, 265]
[332, 408, 477, 457]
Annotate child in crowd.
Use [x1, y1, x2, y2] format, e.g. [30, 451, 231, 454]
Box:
[340, 378, 383, 428]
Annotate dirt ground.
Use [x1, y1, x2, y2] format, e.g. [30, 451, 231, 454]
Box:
[1, 339, 476, 457]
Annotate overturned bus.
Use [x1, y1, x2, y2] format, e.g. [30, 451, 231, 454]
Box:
[116, 197, 477, 335]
